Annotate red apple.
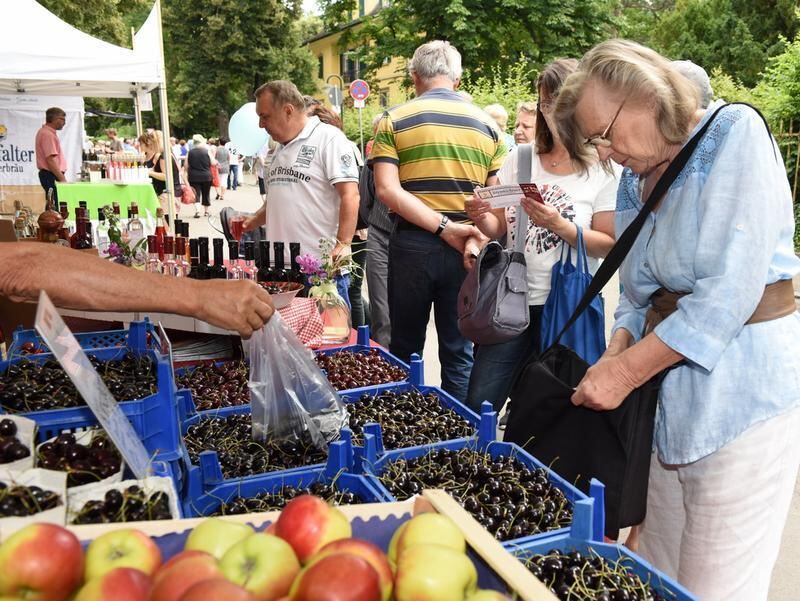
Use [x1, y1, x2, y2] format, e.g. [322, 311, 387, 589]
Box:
[84, 529, 162, 581]
[178, 578, 256, 601]
[155, 550, 209, 575]
[311, 539, 393, 601]
[274, 495, 351, 563]
[73, 567, 152, 601]
[0, 523, 84, 601]
[289, 553, 381, 601]
[149, 551, 223, 601]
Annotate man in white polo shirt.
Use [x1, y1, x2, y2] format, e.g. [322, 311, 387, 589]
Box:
[242, 80, 359, 263]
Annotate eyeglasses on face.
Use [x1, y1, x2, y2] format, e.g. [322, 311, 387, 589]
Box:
[584, 99, 626, 148]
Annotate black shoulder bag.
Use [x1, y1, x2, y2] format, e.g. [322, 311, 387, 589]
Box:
[504, 104, 729, 538]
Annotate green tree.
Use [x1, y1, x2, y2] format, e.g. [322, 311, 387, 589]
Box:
[320, 0, 617, 83]
[38, 0, 149, 46]
[460, 62, 538, 128]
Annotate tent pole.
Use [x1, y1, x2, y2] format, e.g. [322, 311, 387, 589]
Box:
[153, 0, 176, 229]
[131, 27, 143, 139]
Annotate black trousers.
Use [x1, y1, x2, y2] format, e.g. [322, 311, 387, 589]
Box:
[190, 180, 212, 207]
[38, 169, 60, 202]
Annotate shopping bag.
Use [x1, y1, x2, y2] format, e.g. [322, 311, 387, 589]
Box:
[180, 182, 196, 205]
[248, 314, 348, 447]
[540, 226, 606, 365]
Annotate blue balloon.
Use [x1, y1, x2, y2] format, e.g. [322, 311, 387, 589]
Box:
[228, 102, 269, 155]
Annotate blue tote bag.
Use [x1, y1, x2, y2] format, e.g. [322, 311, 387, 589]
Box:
[539, 226, 606, 364]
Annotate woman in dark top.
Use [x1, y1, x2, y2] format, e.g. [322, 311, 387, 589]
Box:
[186, 134, 213, 218]
[139, 131, 181, 222]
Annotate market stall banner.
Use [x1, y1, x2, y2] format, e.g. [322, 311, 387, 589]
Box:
[0, 94, 84, 186]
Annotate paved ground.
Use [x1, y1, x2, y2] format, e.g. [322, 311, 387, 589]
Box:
[224, 177, 798, 599]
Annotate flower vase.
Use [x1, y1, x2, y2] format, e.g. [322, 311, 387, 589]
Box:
[309, 282, 351, 344]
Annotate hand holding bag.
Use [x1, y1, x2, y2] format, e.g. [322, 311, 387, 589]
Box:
[540, 226, 606, 365]
[505, 105, 728, 538]
[457, 144, 533, 344]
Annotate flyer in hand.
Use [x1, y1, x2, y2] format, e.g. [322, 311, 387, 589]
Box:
[474, 183, 544, 208]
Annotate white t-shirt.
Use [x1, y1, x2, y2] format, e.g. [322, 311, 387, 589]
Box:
[256, 142, 272, 179]
[499, 147, 619, 305]
[265, 116, 360, 261]
[225, 142, 240, 166]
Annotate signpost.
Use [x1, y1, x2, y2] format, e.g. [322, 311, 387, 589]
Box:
[349, 79, 371, 157]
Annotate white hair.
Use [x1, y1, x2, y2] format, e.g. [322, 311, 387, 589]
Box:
[408, 40, 462, 82]
[484, 103, 509, 129]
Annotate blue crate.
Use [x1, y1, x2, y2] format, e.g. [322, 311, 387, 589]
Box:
[180, 401, 333, 502]
[7, 320, 163, 359]
[0, 347, 181, 463]
[338, 383, 482, 465]
[359, 402, 606, 546]
[512, 502, 698, 601]
[182, 438, 386, 517]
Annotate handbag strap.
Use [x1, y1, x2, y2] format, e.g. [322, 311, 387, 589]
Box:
[512, 144, 533, 253]
[549, 102, 730, 348]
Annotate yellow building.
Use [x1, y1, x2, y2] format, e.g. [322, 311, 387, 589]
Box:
[305, 0, 407, 108]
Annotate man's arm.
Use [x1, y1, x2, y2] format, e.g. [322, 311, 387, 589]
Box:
[0, 244, 274, 338]
[46, 156, 65, 182]
[242, 202, 267, 232]
[333, 181, 359, 257]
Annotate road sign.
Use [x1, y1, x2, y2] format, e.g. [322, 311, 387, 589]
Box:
[349, 79, 370, 101]
[327, 85, 343, 107]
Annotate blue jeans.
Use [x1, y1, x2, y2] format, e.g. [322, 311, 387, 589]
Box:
[388, 229, 473, 401]
[227, 165, 239, 190]
[465, 305, 543, 414]
[38, 170, 59, 202]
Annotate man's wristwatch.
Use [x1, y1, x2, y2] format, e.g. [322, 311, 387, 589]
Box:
[434, 215, 450, 237]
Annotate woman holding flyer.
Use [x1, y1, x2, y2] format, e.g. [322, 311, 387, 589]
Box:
[463, 58, 619, 418]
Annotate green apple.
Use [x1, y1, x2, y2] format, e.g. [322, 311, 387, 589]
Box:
[84, 529, 162, 581]
[394, 544, 478, 601]
[388, 513, 466, 564]
[220, 533, 300, 601]
[184, 518, 254, 560]
[465, 590, 511, 600]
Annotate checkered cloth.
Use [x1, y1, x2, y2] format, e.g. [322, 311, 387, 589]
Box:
[277, 298, 324, 347]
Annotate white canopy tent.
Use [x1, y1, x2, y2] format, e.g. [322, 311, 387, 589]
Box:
[0, 0, 177, 222]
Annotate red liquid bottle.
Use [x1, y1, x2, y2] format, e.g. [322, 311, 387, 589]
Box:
[154, 208, 167, 261]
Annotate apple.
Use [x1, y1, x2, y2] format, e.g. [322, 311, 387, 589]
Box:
[220, 533, 300, 601]
[388, 513, 466, 564]
[289, 553, 381, 601]
[310, 539, 393, 601]
[155, 550, 209, 574]
[74, 567, 152, 601]
[149, 551, 223, 601]
[184, 518, 254, 560]
[394, 544, 478, 601]
[179, 578, 256, 601]
[465, 590, 511, 600]
[274, 495, 351, 563]
[0, 523, 84, 601]
[84, 529, 162, 581]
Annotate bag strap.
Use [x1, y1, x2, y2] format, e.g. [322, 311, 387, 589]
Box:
[512, 144, 532, 253]
[549, 102, 730, 348]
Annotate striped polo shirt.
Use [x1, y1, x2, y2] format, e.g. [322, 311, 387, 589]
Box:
[371, 88, 507, 222]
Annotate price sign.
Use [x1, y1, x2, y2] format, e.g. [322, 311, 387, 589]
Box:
[349, 79, 370, 102]
[34, 291, 152, 479]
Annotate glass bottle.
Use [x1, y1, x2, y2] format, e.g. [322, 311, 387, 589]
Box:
[174, 236, 190, 277]
[127, 203, 144, 245]
[70, 219, 92, 250]
[257, 240, 271, 283]
[211, 238, 227, 279]
[242, 241, 258, 281]
[197, 237, 210, 280]
[146, 235, 162, 273]
[227, 240, 242, 280]
[289, 242, 304, 285]
[95, 209, 109, 251]
[154, 208, 167, 261]
[188, 239, 201, 279]
[272, 242, 288, 282]
[161, 236, 177, 276]
[182, 222, 191, 264]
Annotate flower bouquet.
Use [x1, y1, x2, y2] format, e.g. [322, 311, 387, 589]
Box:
[101, 205, 147, 268]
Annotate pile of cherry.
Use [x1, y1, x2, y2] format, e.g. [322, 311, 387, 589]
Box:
[378, 448, 573, 542]
[0, 355, 157, 413]
[315, 349, 408, 390]
[71, 485, 172, 524]
[176, 361, 249, 411]
[526, 549, 671, 601]
[209, 482, 363, 516]
[347, 389, 474, 448]
[0, 419, 31, 464]
[37, 431, 122, 487]
[183, 414, 327, 479]
[0, 482, 61, 517]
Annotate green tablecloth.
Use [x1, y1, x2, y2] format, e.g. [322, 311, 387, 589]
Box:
[56, 182, 160, 220]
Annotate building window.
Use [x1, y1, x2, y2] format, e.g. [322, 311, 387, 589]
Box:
[340, 52, 359, 83]
[379, 90, 389, 108]
[359, 0, 365, 16]
[317, 56, 324, 80]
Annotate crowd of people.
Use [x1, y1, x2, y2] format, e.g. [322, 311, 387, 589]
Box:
[17, 35, 800, 601]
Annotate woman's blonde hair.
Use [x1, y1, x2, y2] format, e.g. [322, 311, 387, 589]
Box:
[138, 130, 164, 154]
[554, 39, 700, 173]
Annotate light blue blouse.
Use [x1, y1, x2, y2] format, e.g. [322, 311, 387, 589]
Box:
[613, 100, 800, 465]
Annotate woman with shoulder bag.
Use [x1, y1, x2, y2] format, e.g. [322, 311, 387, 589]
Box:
[139, 131, 181, 222]
[463, 58, 618, 417]
[555, 40, 800, 601]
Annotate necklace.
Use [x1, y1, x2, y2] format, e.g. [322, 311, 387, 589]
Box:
[543, 152, 570, 168]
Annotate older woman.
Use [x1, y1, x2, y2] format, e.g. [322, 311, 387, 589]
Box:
[555, 39, 800, 600]
[464, 58, 618, 416]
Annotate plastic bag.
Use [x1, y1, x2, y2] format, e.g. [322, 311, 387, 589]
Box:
[248, 313, 347, 448]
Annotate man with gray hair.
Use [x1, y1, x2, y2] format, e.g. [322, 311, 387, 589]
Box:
[672, 60, 713, 109]
[372, 40, 507, 401]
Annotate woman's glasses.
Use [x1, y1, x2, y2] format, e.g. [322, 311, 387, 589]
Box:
[585, 99, 626, 148]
